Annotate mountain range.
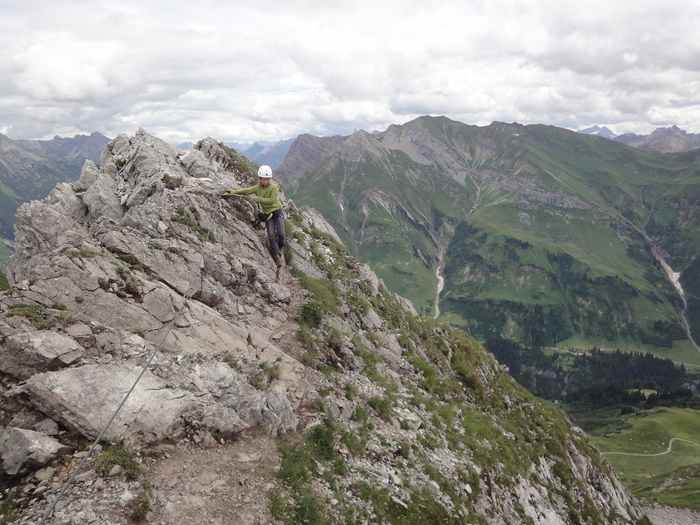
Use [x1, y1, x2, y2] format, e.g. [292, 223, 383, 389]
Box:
[2, 121, 699, 360]
[579, 124, 700, 153]
[0, 129, 646, 524]
[279, 117, 700, 358]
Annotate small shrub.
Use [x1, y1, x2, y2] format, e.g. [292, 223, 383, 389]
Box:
[325, 326, 343, 352]
[7, 303, 55, 330]
[307, 422, 336, 461]
[367, 395, 394, 422]
[344, 382, 356, 400]
[124, 278, 140, 296]
[132, 492, 150, 521]
[268, 489, 290, 521]
[172, 207, 216, 243]
[341, 429, 366, 456]
[260, 361, 281, 381]
[249, 374, 265, 390]
[225, 354, 241, 371]
[298, 300, 324, 328]
[352, 404, 369, 423]
[67, 249, 101, 259]
[0, 490, 21, 522]
[162, 175, 183, 189]
[95, 442, 142, 480]
[117, 253, 144, 271]
[115, 265, 129, 280]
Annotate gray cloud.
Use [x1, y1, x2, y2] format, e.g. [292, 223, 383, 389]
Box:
[1, 0, 699, 143]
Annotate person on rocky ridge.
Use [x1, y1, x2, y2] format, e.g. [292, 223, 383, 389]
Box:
[221, 165, 286, 268]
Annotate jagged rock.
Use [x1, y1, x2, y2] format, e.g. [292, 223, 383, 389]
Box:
[82, 166, 124, 222]
[13, 362, 194, 448]
[179, 149, 219, 179]
[0, 330, 85, 379]
[0, 427, 70, 476]
[0, 128, 647, 525]
[33, 418, 60, 436]
[326, 396, 353, 420]
[357, 263, 380, 296]
[361, 307, 383, 330]
[298, 205, 341, 243]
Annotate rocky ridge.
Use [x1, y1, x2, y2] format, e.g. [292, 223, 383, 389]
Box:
[614, 125, 700, 153]
[1, 129, 647, 524]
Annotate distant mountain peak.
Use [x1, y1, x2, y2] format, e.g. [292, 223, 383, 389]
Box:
[577, 125, 617, 138]
[648, 125, 685, 138]
[614, 125, 700, 152]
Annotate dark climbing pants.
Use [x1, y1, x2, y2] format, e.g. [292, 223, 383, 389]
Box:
[266, 210, 285, 256]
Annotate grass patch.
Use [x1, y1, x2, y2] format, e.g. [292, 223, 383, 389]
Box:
[7, 303, 56, 330]
[67, 249, 102, 259]
[94, 442, 142, 480]
[350, 480, 460, 524]
[131, 491, 151, 521]
[172, 206, 217, 243]
[274, 419, 339, 525]
[162, 175, 183, 189]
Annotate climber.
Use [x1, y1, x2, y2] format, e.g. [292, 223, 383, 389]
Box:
[221, 165, 286, 268]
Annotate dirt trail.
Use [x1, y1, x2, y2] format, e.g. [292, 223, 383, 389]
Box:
[142, 428, 282, 525]
[602, 437, 700, 457]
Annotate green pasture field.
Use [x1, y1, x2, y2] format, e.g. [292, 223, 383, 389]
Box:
[592, 407, 700, 510]
[551, 336, 700, 368]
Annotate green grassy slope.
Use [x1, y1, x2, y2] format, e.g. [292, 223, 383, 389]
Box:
[285, 116, 700, 357]
[290, 148, 474, 313]
[593, 407, 700, 510]
[440, 124, 699, 352]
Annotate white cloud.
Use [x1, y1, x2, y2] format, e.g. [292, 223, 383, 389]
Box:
[1, 0, 699, 142]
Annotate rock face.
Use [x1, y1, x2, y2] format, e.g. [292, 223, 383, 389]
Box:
[4, 130, 302, 450]
[0, 129, 646, 524]
[0, 427, 70, 476]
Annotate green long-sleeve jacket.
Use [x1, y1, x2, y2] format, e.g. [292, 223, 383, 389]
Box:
[225, 183, 282, 215]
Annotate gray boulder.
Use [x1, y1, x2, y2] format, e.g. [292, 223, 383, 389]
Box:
[0, 330, 84, 379]
[0, 427, 70, 476]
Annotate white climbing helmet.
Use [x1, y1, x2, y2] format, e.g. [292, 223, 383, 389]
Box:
[258, 165, 273, 178]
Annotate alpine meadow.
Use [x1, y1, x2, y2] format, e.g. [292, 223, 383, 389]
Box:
[281, 116, 700, 362]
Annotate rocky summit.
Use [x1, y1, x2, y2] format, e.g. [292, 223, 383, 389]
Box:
[1, 129, 646, 524]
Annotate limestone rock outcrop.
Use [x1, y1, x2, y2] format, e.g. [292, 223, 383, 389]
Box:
[0, 129, 647, 525]
[2, 129, 308, 457]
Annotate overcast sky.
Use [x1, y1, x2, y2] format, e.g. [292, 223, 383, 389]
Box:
[1, 0, 699, 144]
